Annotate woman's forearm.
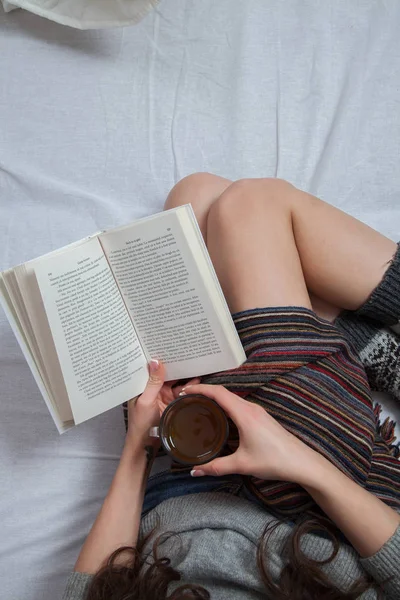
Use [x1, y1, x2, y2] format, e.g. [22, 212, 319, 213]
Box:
[301, 452, 400, 558]
[74, 440, 153, 574]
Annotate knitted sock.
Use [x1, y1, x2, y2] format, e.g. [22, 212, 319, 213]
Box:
[335, 313, 400, 401]
[353, 243, 400, 326]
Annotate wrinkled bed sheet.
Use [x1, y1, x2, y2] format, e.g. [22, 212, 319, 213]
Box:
[0, 2, 399, 598]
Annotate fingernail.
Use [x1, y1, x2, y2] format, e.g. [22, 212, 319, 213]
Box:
[179, 384, 192, 395]
[190, 469, 205, 477]
[149, 359, 160, 374]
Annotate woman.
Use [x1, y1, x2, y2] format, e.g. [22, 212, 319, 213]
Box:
[63, 175, 400, 600]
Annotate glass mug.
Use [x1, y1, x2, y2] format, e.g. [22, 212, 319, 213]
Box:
[149, 393, 229, 465]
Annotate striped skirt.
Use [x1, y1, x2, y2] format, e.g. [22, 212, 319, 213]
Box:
[201, 307, 400, 516]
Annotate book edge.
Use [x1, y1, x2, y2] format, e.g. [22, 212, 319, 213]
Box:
[0, 277, 72, 434]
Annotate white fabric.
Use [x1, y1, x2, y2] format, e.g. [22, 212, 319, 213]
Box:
[1, 2, 400, 599]
[1, 0, 159, 29]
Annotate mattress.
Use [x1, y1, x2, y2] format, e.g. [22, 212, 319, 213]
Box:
[1, 1, 399, 598]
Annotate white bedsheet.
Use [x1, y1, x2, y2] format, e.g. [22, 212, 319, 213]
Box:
[1, 2, 399, 598]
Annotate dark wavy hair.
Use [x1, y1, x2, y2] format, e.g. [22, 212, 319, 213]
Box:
[86, 514, 383, 600]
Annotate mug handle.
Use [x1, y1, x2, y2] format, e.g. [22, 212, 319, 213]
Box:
[149, 426, 160, 438]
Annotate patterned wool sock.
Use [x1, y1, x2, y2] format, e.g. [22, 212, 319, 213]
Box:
[335, 313, 400, 401]
[353, 243, 400, 326]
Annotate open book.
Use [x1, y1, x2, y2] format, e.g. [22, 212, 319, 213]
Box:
[0, 205, 246, 433]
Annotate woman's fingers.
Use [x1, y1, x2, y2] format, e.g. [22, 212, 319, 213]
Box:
[191, 453, 240, 478]
[172, 377, 201, 398]
[179, 383, 247, 424]
[134, 360, 165, 406]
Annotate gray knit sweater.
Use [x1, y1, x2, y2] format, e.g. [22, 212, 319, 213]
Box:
[62, 493, 400, 600]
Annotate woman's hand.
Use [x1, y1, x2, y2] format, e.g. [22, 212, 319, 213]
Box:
[125, 360, 200, 453]
[183, 383, 321, 486]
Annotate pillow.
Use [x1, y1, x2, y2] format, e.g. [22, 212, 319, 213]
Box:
[1, 0, 159, 29]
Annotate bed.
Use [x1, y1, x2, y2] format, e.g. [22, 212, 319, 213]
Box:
[1, 1, 399, 598]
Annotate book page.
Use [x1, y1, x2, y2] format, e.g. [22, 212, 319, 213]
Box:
[0, 274, 71, 432]
[7, 267, 74, 424]
[2, 235, 102, 430]
[100, 207, 245, 380]
[34, 237, 148, 424]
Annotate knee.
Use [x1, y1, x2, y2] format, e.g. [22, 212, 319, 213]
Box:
[208, 177, 293, 229]
[164, 172, 229, 211]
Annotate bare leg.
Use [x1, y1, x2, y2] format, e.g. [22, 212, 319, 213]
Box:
[206, 179, 396, 313]
[308, 293, 341, 322]
[205, 180, 311, 312]
[166, 174, 318, 313]
[165, 174, 396, 316]
[165, 173, 232, 242]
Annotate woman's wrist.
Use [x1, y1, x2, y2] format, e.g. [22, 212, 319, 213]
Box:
[300, 449, 362, 504]
[120, 437, 146, 467]
[120, 436, 158, 475]
[293, 444, 338, 490]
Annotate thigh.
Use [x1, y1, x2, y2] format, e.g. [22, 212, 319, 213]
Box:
[290, 187, 397, 311]
[308, 292, 341, 322]
[206, 179, 312, 313]
[164, 172, 232, 241]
